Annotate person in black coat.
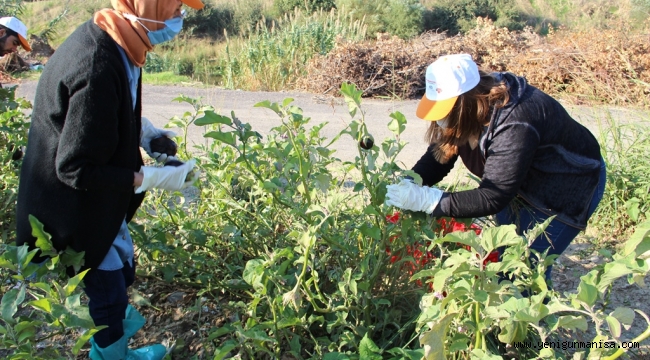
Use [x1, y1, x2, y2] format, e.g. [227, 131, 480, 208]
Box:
[15, 1, 204, 359]
[385, 54, 606, 280]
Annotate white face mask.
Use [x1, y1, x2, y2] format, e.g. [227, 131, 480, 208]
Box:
[437, 118, 449, 129]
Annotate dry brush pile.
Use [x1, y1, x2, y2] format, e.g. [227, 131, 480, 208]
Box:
[298, 17, 650, 108]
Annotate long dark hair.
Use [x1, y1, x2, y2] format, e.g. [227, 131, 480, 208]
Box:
[425, 70, 510, 163]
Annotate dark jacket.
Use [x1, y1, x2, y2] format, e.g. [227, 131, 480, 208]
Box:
[412, 72, 602, 229]
[16, 20, 145, 270]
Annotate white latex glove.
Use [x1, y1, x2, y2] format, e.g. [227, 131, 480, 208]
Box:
[140, 117, 177, 163]
[134, 159, 198, 194]
[385, 179, 443, 214]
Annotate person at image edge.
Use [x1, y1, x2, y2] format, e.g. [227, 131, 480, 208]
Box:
[15, 1, 204, 359]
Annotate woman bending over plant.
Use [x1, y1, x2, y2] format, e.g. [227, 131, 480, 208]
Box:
[385, 54, 606, 279]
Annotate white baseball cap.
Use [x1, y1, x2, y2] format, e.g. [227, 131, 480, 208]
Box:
[0, 17, 31, 52]
[416, 54, 480, 121]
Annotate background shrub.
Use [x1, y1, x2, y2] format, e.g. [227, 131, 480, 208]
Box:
[273, 0, 336, 15]
[382, 0, 425, 39]
[183, 2, 237, 38]
[335, 0, 388, 36]
[422, 0, 527, 34]
[232, 0, 265, 36]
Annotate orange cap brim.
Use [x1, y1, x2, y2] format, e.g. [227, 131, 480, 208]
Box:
[181, 0, 205, 10]
[18, 34, 30, 52]
[415, 94, 457, 121]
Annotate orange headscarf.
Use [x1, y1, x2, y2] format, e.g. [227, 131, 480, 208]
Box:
[93, 0, 204, 67]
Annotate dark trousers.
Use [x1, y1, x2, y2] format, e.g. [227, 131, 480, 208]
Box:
[82, 261, 135, 347]
[496, 159, 607, 279]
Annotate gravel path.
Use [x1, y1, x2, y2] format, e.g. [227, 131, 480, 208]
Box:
[12, 80, 650, 169]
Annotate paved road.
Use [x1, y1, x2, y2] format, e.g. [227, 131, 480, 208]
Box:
[13, 80, 650, 171]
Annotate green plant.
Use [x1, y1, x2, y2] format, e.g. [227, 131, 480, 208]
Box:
[183, 2, 236, 38]
[590, 115, 650, 240]
[218, 8, 366, 90]
[335, 0, 388, 35]
[382, 0, 425, 39]
[415, 218, 650, 359]
[274, 0, 336, 16]
[0, 86, 30, 241]
[233, 0, 265, 36]
[0, 216, 101, 359]
[0, 0, 25, 18]
[35, 5, 68, 43]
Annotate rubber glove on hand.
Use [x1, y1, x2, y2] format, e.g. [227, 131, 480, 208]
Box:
[140, 117, 177, 163]
[135, 159, 197, 194]
[384, 179, 443, 214]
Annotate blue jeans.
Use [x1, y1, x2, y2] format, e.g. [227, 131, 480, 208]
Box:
[496, 160, 607, 279]
[82, 261, 135, 347]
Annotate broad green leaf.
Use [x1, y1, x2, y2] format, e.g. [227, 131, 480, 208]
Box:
[480, 225, 521, 253]
[387, 112, 407, 136]
[498, 319, 528, 344]
[60, 247, 86, 273]
[606, 315, 622, 338]
[242, 259, 265, 290]
[576, 270, 598, 306]
[360, 224, 381, 241]
[194, 110, 232, 126]
[282, 98, 294, 108]
[597, 261, 633, 293]
[207, 325, 235, 341]
[277, 317, 303, 329]
[213, 339, 238, 360]
[16, 321, 37, 343]
[73, 328, 102, 355]
[420, 313, 456, 360]
[439, 231, 481, 253]
[171, 94, 196, 105]
[64, 269, 89, 296]
[514, 294, 549, 323]
[29, 215, 57, 257]
[1, 285, 25, 322]
[363, 205, 380, 217]
[499, 297, 529, 314]
[554, 315, 588, 332]
[241, 329, 276, 343]
[204, 131, 236, 146]
[359, 333, 383, 359]
[314, 174, 331, 192]
[29, 298, 52, 313]
[470, 349, 503, 360]
[297, 231, 316, 249]
[610, 307, 635, 330]
[340, 83, 362, 118]
[622, 220, 650, 257]
[254, 100, 282, 115]
[17, 246, 37, 270]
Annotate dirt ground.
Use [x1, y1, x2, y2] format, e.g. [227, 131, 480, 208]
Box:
[8, 80, 650, 359]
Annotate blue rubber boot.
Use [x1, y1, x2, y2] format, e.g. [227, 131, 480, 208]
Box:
[89, 336, 128, 360]
[123, 304, 146, 338]
[89, 305, 167, 360]
[89, 336, 167, 360]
